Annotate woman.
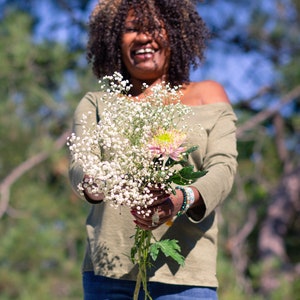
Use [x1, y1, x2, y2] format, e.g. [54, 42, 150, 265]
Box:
[69, 0, 238, 299]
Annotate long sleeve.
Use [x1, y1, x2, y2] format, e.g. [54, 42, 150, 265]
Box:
[68, 92, 102, 199]
[187, 103, 238, 222]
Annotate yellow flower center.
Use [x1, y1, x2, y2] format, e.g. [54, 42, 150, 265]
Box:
[154, 132, 174, 145]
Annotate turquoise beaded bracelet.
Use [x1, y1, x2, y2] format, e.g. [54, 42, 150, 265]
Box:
[175, 186, 188, 216]
[175, 186, 195, 216]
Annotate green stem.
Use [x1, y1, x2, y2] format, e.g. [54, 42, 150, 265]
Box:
[132, 228, 153, 300]
[133, 270, 141, 300]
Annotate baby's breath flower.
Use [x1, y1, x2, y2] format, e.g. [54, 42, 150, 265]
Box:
[68, 72, 195, 216]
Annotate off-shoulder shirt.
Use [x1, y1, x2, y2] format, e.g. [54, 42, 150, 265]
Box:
[69, 91, 238, 287]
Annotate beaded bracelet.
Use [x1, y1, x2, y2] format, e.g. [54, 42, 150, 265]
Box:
[175, 186, 188, 216]
[185, 187, 195, 209]
[175, 186, 195, 216]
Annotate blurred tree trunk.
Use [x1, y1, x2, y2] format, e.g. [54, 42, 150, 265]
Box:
[258, 111, 300, 295]
[258, 165, 300, 294]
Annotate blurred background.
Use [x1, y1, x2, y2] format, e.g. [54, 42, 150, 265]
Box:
[0, 0, 299, 299]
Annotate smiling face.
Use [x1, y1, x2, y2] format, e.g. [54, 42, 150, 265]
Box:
[120, 9, 171, 88]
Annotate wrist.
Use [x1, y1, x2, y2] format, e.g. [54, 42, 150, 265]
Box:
[186, 192, 206, 222]
[175, 186, 195, 216]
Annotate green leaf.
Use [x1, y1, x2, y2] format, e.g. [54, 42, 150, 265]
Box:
[182, 146, 199, 161]
[130, 244, 138, 264]
[150, 239, 185, 266]
[169, 166, 208, 185]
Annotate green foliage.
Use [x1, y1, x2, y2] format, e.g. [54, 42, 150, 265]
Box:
[217, 253, 264, 300]
[0, 9, 77, 177]
[167, 146, 208, 185]
[0, 6, 90, 299]
[0, 161, 88, 298]
[169, 165, 207, 185]
[130, 227, 185, 299]
[282, 55, 300, 91]
[150, 239, 185, 266]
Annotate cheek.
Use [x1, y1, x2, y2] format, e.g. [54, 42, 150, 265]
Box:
[120, 35, 133, 58]
[120, 44, 132, 71]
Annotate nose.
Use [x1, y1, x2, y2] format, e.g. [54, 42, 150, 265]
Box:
[136, 31, 153, 43]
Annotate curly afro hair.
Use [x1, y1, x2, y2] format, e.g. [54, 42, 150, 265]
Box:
[87, 0, 210, 86]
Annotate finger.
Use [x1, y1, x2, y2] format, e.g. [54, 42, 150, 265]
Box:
[149, 201, 173, 218]
[132, 210, 160, 227]
[131, 204, 172, 229]
[133, 219, 157, 231]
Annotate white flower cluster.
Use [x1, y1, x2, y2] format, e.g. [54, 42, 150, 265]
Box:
[68, 72, 193, 215]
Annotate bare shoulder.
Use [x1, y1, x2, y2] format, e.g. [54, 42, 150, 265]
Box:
[182, 81, 230, 105]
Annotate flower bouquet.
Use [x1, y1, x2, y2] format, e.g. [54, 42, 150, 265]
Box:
[67, 72, 207, 300]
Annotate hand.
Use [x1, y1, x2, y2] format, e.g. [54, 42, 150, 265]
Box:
[82, 175, 104, 203]
[131, 187, 183, 230]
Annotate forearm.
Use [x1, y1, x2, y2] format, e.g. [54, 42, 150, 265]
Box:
[69, 92, 104, 203]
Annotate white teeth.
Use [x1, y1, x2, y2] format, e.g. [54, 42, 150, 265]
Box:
[135, 48, 155, 55]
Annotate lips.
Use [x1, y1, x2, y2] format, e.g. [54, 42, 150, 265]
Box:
[134, 48, 155, 55]
[132, 47, 156, 61]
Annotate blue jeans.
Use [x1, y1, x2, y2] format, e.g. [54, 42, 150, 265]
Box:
[83, 272, 218, 300]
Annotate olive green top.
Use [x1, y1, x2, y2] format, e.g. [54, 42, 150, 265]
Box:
[69, 91, 238, 287]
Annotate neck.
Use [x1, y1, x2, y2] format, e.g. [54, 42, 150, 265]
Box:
[129, 76, 168, 97]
